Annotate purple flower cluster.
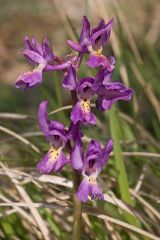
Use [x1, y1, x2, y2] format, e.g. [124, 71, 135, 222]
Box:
[15, 16, 133, 202]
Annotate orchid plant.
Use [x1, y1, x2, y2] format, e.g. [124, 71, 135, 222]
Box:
[15, 16, 133, 238]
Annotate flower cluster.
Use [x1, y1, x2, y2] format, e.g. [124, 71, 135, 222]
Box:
[15, 16, 133, 202]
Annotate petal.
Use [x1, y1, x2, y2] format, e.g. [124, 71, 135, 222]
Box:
[49, 121, 64, 132]
[102, 71, 113, 85]
[90, 18, 113, 46]
[77, 77, 94, 99]
[87, 54, 115, 71]
[96, 97, 112, 111]
[91, 19, 105, 35]
[70, 101, 84, 125]
[32, 36, 43, 55]
[23, 50, 45, 64]
[84, 111, 96, 125]
[77, 179, 90, 203]
[37, 151, 56, 174]
[38, 100, 50, 136]
[86, 54, 103, 68]
[45, 62, 69, 71]
[70, 139, 84, 171]
[79, 16, 90, 45]
[71, 101, 96, 125]
[97, 18, 113, 46]
[15, 67, 43, 89]
[24, 36, 34, 51]
[101, 139, 113, 168]
[90, 182, 104, 200]
[98, 83, 134, 101]
[92, 69, 105, 91]
[53, 151, 69, 172]
[37, 149, 68, 173]
[86, 140, 101, 159]
[42, 34, 55, 61]
[63, 65, 78, 90]
[67, 40, 88, 53]
[66, 122, 83, 141]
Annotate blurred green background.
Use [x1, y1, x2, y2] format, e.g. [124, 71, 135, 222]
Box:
[0, 0, 160, 239]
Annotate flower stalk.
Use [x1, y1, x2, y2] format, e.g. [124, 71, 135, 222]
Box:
[72, 169, 82, 240]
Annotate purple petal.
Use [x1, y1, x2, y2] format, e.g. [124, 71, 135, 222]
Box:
[37, 149, 68, 173]
[71, 101, 83, 125]
[37, 150, 56, 174]
[90, 182, 104, 200]
[53, 151, 69, 172]
[91, 19, 105, 35]
[77, 179, 90, 203]
[90, 18, 113, 47]
[42, 34, 55, 61]
[101, 139, 113, 168]
[67, 40, 88, 53]
[98, 83, 134, 100]
[66, 122, 83, 141]
[86, 140, 101, 159]
[63, 65, 78, 90]
[87, 54, 115, 71]
[70, 139, 84, 171]
[79, 16, 90, 46]
[45, 62, 69, 71]
[93, 67, 113, 91]
[86, 54, 103, 68]
[71, 101, 96, 125]
[15, 67, 43, 89]
[24, 36, 34, 51]
[32, 36, 43, 55]
[77, 178, 104, 202]
[77, 77, 95, 99]
[84, 143, 101, 176]
[49, 121, 64, 132]
[96, 97, 112, 111]
[23, 50, 45, 64]
[38, 100, 50, 136]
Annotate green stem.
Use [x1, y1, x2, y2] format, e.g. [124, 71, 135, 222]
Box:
[70, 90, 82, 240]
[72, 169, 82, 240]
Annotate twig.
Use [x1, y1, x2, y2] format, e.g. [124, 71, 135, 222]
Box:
[130, 62, 160, 122]
[0, 125, 40, 153]
[131, 190, 160, 221]
[0, 113, 34, 120]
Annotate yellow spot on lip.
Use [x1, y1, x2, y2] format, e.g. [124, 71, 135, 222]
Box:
[88, 176, 97, 185]
[94, 49, 103, 56]
[49, 147, 61, 162]
[81, 99, 90, 113]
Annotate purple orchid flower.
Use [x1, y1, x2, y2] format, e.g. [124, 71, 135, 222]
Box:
[63, 65, 96, 125]
[37, 100, 69, 173]
[67, 16, 114, 70]
[70, 139, 113, 202]
[94, 69, 134, 111]
[15, 35, 56, 89]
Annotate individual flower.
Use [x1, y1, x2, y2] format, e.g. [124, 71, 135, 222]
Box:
[94, 69, 134, 111]
[67, 16, 114, 70]
[70, 139, 113, 202]
[63, 65, 96, 125]
[37, 100, 69, 173]
[15, 35, 56, 89]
